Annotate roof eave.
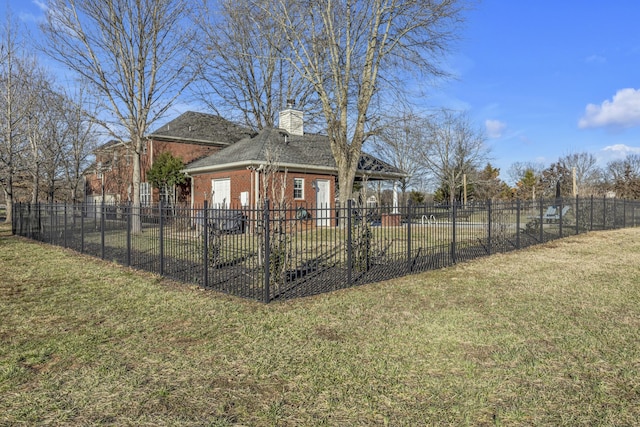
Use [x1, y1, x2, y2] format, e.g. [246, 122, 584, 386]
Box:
[183, 161, 407, 181]
[147, 134, 233, 146]
[183, 161, 339, 175]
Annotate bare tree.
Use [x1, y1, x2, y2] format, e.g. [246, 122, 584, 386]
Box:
[23, 66, 61, 204]
[194, 0, 318, 130]
[57, 86, 99, 203]
[558, 151, 602, 197]
[41, 0, 196, 231]
[370, 112, 429, 202]
[606, 154, 640, 199]
[258, 0, 466, 206]
[0, 14, 31, 223]
[418, 109, 488, 205]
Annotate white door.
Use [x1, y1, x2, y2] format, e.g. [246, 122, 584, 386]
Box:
[315, 179, 330, 226]
[211, 178, 230, 208]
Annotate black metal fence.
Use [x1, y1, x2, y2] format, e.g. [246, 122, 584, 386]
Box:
[11, 197, 640, 302]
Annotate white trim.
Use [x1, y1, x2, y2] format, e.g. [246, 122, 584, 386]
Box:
[183, 160, 407, 180]
[293, 177, 304, 200]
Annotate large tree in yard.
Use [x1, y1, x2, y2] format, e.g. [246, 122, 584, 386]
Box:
[194, 0, 319, 131]
[0, 14, 30, 224]
[258, 0, 467, 206]
[41, 0, 196, 232]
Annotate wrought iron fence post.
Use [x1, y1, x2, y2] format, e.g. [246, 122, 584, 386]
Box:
[623, 199, 627, 228]
[11, 202, 16, 235]
[50, 202, 54, 244]
[24, 203, 28, 237]
[603, 196, 607, 230]
[559, 198, 564, 238]
[203, 200, 209, 288]
[407, 201, 412, 272]
[37, 203, 42, 240]
[487, 199, 492, 255]
[590, 195, 594, 231]
[575, 195, 579, 235]
[263, 199, 271, 303]
[81, 202, 85, 253]
[64, 203, 68, 248]
[347, 199, 353, 285]
[159, 200, 164, 276]
[539, 198, 544, 243]
[101, 199, 105, 260]
[516, 199, 521, 249]
[126, 202, 131, 267]
[451, 202, 457, 263]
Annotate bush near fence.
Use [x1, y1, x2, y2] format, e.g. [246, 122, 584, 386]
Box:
[11, 197, 640, 302]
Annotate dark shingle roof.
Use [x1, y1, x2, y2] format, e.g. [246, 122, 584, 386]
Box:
[184, 128, 406, 179]
[148, 111, 255, 145]
[94, 139, 124, 152]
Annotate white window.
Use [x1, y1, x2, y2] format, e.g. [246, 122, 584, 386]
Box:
[140, 182, 151, 206]
[159, 185, 172, 205]
[293, 178, 304, 199]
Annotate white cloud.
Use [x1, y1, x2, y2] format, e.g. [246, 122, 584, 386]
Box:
[485, 119, 506, 138]
[18, 1, 48, 23]
[33, 0, 49, 12]
[585, 54, 606, 64]
[579, 88, 640, 129]
[597, 144, 640, 164]
[603, 144, 640, 155]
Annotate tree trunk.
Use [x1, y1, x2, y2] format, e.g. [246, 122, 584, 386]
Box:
[31, 170, 39, 205]
[335, 148, 359, 209]
[3, 185, 12, 224]
[131, 142, 142, 233]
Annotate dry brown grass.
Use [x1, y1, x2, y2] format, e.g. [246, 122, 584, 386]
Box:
[1, 222, 640, 425]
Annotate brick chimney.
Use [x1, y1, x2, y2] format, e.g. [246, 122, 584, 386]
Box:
[279, 99, 303, 136]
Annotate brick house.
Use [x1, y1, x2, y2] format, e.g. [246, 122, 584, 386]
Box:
[84, 111, 254, 205]
[85, 107, 406, 226]
[182, 107, 406, 226]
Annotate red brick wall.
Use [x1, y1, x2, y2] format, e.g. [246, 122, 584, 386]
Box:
[86, 139, 224, 203]
[150, 139, 222, 166]
[191, 169, 335, 209]
[192, 169, 252, 207]
[85, 148, 135, 202]
[85, 138, 337, 210]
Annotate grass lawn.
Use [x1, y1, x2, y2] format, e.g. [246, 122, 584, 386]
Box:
[1, 222, 640, 426]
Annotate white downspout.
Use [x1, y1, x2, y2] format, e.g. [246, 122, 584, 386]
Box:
[393, 181, 399, 214]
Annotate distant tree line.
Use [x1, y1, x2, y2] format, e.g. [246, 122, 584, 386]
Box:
[367, 110, 640, 206]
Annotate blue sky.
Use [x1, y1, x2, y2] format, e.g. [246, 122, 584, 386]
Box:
[4, 0, 640, 183]
[433, 0, 640, 180]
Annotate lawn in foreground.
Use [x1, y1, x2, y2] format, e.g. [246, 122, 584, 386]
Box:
[1, 223, 640, 426]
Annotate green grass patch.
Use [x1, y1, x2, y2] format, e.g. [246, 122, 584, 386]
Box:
[1, 222, 640, 425]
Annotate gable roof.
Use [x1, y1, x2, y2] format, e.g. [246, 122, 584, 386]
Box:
[183, 127, 406, 180]
[93, 139, 125, 153]
[148, 111, 255, 145]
